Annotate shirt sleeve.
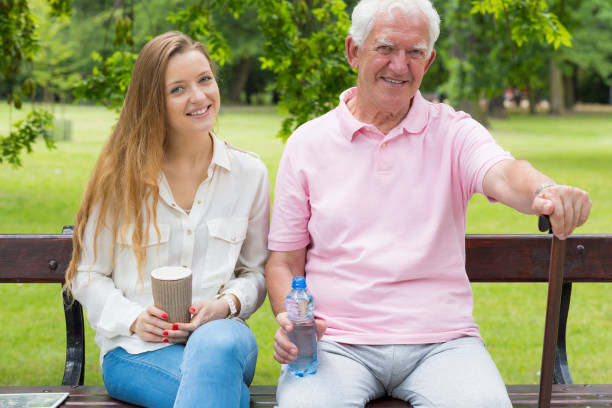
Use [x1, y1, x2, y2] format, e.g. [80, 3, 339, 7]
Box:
[71, 209, 144, 338]
[219, 162, 270, 319]
[453, 115, 513, 202]
[268, 138, 312, 251]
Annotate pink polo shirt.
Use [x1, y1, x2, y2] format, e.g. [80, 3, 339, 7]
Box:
[269, 88, 512, 345]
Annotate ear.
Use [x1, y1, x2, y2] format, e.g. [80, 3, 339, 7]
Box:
[345, 36, 360, 70]
[423, 49, 437, 74]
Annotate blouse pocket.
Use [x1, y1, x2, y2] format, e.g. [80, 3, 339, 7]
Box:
[115, 223, 171, 293]
[200, 217, 248, 298]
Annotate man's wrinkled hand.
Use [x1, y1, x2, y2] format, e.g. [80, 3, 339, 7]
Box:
[532, 184, 591, 240]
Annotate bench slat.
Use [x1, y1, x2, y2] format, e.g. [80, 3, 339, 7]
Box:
[2, 234, 611, 283]
[1, 385, 611, 407]
[466, 235, 612, 282]
[2, 234, 611, 284]
[0, 235, 72, 283]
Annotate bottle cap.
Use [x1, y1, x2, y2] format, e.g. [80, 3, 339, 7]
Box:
[291, 276, 306, 289]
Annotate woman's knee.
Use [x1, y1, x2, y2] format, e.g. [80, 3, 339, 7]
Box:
[186, 319, 256, 358]
[102, 348, 180, 408]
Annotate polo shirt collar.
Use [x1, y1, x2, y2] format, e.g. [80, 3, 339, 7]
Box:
[337, 88, 368, 142]
[337, 88, 429, 141]
[397, 90, 428, 134]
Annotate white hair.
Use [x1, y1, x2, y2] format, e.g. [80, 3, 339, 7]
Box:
[348, 0, 441, 56]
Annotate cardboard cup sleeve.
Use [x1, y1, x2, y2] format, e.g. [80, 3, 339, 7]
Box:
[151, 266, 192, 323]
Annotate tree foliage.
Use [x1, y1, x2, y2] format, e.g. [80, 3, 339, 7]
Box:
[564, 0, 612, 85]
[257, 0, 354, 140]
[436, 0, 575, 112]
[73, 0, 579, 141]
[471, 0, 572, 49]
[0, 0, 70, 167]
[4, 0, 590, 166]
[0, 109, 53, 166]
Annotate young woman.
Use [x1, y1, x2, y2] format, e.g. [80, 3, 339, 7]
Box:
[64, 31, 269, 408]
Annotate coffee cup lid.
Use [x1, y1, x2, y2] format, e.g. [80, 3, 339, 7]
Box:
[151, 266, 192, 281]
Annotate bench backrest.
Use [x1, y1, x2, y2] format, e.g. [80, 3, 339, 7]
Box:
[2, 234, 611, 284]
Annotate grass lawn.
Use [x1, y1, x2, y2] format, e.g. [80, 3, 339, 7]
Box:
[0, 103, 610, 387]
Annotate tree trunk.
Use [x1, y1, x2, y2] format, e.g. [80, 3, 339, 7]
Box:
[563, 67, 576, 111]
[227, 57, 253, 104]
[528, 88, 537, 114]
[487, 95, 506, 119]
[549, 59, 565, 115]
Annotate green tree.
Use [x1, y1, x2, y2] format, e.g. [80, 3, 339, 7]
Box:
[436, 0, 573, 121]
[74, 0, 575, 140]
[563, 0, 612, 103]
[0, 0, 70, 167]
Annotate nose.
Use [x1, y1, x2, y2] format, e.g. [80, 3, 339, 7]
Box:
[189, 86, 206, 104]
[388, 50, 409, 74]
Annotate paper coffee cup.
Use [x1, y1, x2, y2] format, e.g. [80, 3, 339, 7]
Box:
[151, 266, 192, 323]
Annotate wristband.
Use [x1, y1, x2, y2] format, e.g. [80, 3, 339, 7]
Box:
[533, 183, 557, 199]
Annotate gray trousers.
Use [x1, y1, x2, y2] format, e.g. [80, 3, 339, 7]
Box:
[276, 336, 512, 408]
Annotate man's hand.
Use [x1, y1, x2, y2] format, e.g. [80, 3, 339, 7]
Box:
[532, 184, 591, 240]
[273, 312, 327, 364]
[130, 305, 189, 344]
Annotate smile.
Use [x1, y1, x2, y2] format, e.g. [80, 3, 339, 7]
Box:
[382, 77, 407, 85]
[187, 106, 210, 116]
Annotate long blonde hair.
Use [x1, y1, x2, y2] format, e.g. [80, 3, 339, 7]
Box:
[65, 31, 215, 292]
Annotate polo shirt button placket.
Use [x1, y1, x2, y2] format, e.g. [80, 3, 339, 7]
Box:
[377, 142, 391, 173]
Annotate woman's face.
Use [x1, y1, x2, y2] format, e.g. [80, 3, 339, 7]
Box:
[164, 49, 220, 139]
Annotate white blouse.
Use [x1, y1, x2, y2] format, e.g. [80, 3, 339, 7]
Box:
[72, 134, 270, 362]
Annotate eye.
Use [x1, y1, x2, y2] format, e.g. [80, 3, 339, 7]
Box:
[170, 86, 184, 94]
[376, 45, 393, 55]
[199, 75, 213, 83]
[409, 49, 426, 59]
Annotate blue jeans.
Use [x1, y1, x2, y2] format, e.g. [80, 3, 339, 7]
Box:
[102, 319, 257, 408]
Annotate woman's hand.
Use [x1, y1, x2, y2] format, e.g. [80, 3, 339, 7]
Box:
[176, 299, 231, 333]
[130, 305, 190, 344]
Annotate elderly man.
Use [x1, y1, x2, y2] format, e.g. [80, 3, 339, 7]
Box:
[266, 0, 592, 407]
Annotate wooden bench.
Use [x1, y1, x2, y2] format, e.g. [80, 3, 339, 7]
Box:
[1, 229, 611, 407]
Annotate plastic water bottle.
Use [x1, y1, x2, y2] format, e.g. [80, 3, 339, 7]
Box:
[285, 276, 318, 377]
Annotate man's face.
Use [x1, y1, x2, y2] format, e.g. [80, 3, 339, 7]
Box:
[347, 11, 436, 117]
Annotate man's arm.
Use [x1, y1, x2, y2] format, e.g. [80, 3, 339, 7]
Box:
[266, 248, 307, 316]
[266, 248, 327, 364]
[483, 159, 591, 239]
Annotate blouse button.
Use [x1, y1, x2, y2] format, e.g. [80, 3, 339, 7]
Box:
[187, 230, 193, 235]
[197, 200, 202, 205]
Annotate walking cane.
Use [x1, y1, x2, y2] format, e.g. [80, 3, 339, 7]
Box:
[537, 215, 567, 408]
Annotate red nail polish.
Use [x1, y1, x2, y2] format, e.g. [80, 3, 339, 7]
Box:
[163, 338, 169, 343]
[163, 331, 168, 336]
[162, 314, 168, 319]
[172, 324, 179, 330]
[190, 308, 196, 313]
